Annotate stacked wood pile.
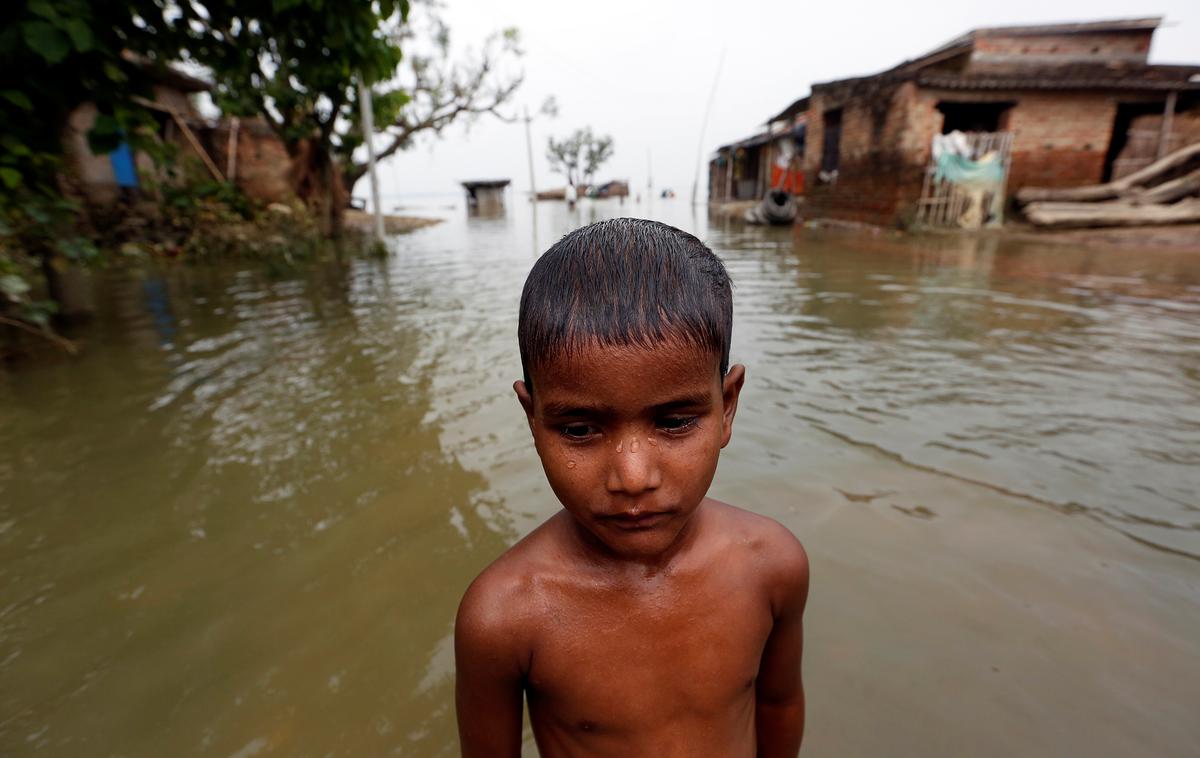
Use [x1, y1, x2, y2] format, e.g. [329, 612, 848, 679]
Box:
[1017, 142, 1200, 228]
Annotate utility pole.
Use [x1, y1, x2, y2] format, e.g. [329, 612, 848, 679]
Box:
[358, 74, 385, 242]
[692, 47, 726, 206]
[524, 106, 538, 203]
[647, 148, 653, 209]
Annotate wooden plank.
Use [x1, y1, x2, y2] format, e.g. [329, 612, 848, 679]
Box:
[170, 109, 224, 182]
[1024, 198, 1200, 227]
[1018, 140, 1200, 204]
[1157, 91, 1178, 161]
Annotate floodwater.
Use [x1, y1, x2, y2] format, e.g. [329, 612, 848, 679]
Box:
[1, 199, 1198, 757]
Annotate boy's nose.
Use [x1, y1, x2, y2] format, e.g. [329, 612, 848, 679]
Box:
[604, 437, 663, 495]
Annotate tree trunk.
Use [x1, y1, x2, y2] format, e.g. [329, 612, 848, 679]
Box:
[343, 163, 368, 201]
[287, 137, 348, 238]
[41, 254, 94, 320]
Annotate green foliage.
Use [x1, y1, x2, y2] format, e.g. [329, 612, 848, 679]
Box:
[1, 0, 491, 346]
[175, 1, 410, 148]
[162, 176, 255, 221]
[0, 0, 185, 336]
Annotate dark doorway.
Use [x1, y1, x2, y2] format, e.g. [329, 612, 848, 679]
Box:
[937, 101, 1014, 134]
[1101, 102, 1167, 182]
[821, 108, 843, 174]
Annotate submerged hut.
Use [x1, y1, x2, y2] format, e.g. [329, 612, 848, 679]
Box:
[461, 179, 510, 215]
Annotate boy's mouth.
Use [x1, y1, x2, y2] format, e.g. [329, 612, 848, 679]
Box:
[599, 511, 672, 530]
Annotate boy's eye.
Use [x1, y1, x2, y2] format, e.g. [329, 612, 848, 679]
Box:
[657, 415, 698, 433]
[559, 423, 599, 440]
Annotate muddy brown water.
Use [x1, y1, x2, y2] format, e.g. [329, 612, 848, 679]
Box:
[1, 201, 1198, 756]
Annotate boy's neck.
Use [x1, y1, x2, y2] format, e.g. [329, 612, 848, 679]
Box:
[560, 500, 711, 579]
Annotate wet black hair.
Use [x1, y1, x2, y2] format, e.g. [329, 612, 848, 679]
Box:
[518, 217, 733, 389]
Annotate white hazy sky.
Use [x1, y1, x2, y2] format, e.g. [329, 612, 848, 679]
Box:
[373, 0, 1199, 203]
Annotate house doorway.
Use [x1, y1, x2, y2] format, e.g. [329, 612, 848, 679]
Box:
[937, 101, 1014, 134]
[1102, 102, 1169, 182]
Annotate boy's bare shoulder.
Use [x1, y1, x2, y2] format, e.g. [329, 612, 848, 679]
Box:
[704, 499, 809, 608]
[455, 517, 564, 649]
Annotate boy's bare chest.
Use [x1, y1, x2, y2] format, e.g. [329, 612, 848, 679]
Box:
[525, 573, 774, 729]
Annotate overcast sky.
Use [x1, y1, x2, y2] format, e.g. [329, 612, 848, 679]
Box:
[371, 0, 1200, 204]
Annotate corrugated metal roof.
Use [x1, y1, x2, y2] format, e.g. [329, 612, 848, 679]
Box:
[715, 131, 772, 153]
[766, 96, 810, 125]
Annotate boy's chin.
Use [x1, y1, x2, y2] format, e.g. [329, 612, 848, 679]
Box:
[582, 517, 691, 559]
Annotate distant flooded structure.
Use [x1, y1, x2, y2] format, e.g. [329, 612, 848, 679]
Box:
[709, 97, 807, 208]
[461, 179, 510, 215]
[711, 16, 1200, 228]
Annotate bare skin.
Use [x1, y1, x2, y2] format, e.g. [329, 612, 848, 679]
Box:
[455, 340, 809, 757]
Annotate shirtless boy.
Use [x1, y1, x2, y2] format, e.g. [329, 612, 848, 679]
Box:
[455, 218, 810, 757]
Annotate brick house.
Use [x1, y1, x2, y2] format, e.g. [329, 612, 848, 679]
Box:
[801, 17, 1200, 226]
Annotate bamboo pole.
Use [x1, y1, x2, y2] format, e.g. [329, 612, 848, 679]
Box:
[169, 110, 223, 182]
[226, 116, 240, 182]
[1157, 91, 1178, 161]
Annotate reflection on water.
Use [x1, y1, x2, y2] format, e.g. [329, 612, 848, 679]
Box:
[1, 200, 1198, 756]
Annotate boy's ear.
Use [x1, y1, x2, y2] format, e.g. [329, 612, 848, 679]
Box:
[514, 380, 536, 432]
[719, 364, 746, 449]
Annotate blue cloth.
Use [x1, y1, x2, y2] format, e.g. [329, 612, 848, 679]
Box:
[110, 142, 139, 188]
[934, 152, 1003, 187]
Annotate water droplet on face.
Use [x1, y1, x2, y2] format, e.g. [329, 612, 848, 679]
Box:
[566, 460, 576, 469]
[630, 438, 640, 453]
[646, 436, 658, 447]
[616, 440, 623, 453]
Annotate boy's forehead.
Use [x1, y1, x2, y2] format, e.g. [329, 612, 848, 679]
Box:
[530, 339, 721, 399]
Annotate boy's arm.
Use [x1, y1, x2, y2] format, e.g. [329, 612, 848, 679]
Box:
[454, 577, 528, 758]
[755, 527, 810, 758]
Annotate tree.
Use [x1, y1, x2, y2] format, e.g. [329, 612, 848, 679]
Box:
[582, 133, 614, 187]
[339, 4, 526, 197]
[172, 0, 409, 236]
[547, 128, 613, 188]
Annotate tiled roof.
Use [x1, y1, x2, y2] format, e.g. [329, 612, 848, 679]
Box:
[918, 64, 1200, 92]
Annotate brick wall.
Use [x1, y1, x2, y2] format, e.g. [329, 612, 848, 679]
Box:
[908, 88, 1120, 189]
[207, 118, 295, 204]
[971, 30, 1152, 63]
[1005, 92, 1117, 188]
[803, 81, 929, 226]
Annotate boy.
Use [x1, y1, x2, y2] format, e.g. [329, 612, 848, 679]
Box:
[455, 218, 809, 757]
